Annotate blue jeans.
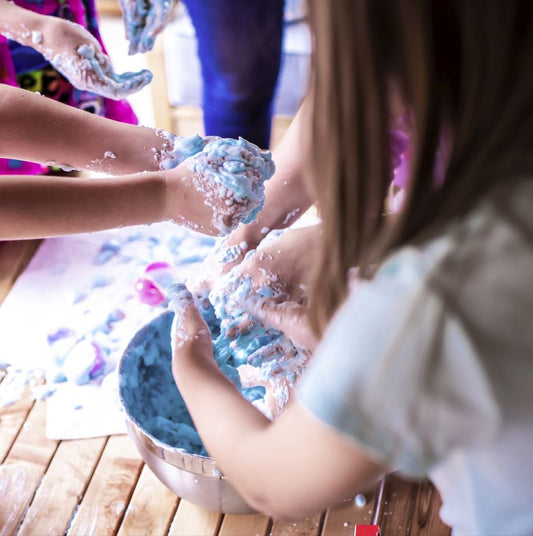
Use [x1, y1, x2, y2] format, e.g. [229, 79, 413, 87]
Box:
[183, 0, 284, 148]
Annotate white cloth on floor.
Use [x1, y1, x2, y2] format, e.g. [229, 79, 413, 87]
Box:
[0, 222, 215, 439]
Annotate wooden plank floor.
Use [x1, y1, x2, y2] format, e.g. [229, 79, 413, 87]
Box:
[0, 240, 451, 536]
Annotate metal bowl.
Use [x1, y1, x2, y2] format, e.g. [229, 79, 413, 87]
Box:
[118, 310, 255, 514]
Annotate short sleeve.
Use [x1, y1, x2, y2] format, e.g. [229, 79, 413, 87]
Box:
[298, 244, 501, 477]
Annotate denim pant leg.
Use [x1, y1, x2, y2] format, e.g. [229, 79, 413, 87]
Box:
[183, 0, 284, 148]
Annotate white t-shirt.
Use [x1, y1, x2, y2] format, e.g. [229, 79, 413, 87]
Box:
[298, 179, 533, 535]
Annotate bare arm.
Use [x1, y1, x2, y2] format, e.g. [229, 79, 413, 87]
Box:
[171, 292, 386, 520]
[0, 85, 165, 175]
[190, 100, 318, 290]
[228, 99, 316, 251]
[0, 164, 218, 239]
[0, 91, 273, 240]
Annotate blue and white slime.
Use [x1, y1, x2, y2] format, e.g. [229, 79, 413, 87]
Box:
[158, 134, 275, 235]
[120, 285, 307, 456]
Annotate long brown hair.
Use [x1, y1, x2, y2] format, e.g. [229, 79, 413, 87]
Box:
[307, 0, 533, 334]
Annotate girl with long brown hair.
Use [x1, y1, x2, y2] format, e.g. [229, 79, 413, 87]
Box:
[171, 1, 533, 532]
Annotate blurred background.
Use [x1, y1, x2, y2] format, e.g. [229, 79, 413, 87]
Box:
[97, 0, 311, 147]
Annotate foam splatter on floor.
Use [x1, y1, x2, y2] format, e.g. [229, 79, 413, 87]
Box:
[0, 222, 216, 438]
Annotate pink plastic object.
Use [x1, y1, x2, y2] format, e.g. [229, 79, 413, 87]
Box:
[134, 261, 176, 305]
[145, 261, 175, 288]
[135, 277, 166, 305]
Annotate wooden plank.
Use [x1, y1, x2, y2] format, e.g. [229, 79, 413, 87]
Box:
[0, 240, 41, 304]
[410, 480, 451, 536]
[0, 240, 41, 462]
[67, 435, 144, 536]
[7, 398, 57, 466]
[270, 512, 323, 536]
[17, 437, 107, 536]
[117, 464, 180, 536]
[0, 400, 58, 536]
[168, 500, 222, 536]
[375, 475, 417, 535]
[322, 489, 378, 536]
[96, 0, 123, 17]
[146, 38, 173, 132]
[0, 388, 34, 463]
[171, 106, 205, 138]
[0, 461, 43, 536]
[218, 513, 270, 536]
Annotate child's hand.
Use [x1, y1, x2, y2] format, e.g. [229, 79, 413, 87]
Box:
[168, 284, 215, 375]
[119, 0, 173, 54]
[186, 235, 252, 296]
[42, 18, 152, 99]
[255, 300, 317, 353]
[165, 137, 275, 236]
[207, 226, 319, 351]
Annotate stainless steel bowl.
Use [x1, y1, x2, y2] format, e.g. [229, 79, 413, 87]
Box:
[118, 310, 255, 514]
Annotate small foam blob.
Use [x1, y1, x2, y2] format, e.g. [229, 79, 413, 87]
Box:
[63, 340, 104, 385]
[91, 275, 113, 288]
[355, 494, 367, 507]
[94, 240, 121, 265]
[31, 31, 43, 45]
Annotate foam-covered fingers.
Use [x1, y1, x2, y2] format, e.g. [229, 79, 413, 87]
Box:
[76, 44, 153, 98]
[123, 0, 172, 53]
[168, 283, 211, 352]
[138, 0, 172, 52]
[119, 0, 148, 54]
[256, 301, 317, 352]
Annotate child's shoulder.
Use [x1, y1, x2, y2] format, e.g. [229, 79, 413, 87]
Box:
[380, 177, 533, 291]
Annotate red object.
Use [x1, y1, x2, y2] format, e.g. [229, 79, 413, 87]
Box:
[354, 525, 380, 536]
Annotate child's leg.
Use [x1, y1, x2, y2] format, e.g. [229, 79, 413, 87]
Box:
[183, 0, 284, 148]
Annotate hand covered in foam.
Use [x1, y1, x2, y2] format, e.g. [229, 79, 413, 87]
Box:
[185, 235, 252, 297]
[164, 136, 275, 236]
[118, 0, 173, 54]
[21, 17, 153, 99]
[157, 133, 211, 170]
[209, 226, 316, 317]
[168, 283, 216, 376]
[207, 225, 319, 352]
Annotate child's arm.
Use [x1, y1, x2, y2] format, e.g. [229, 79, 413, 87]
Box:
[226, 100, 316, 254]
[0, 85, 166, 175]
[0, 0, 152, 99]
[0, 163, 226, 239]
[190, 101, 317, 291]
[170, 291, 387, 520]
